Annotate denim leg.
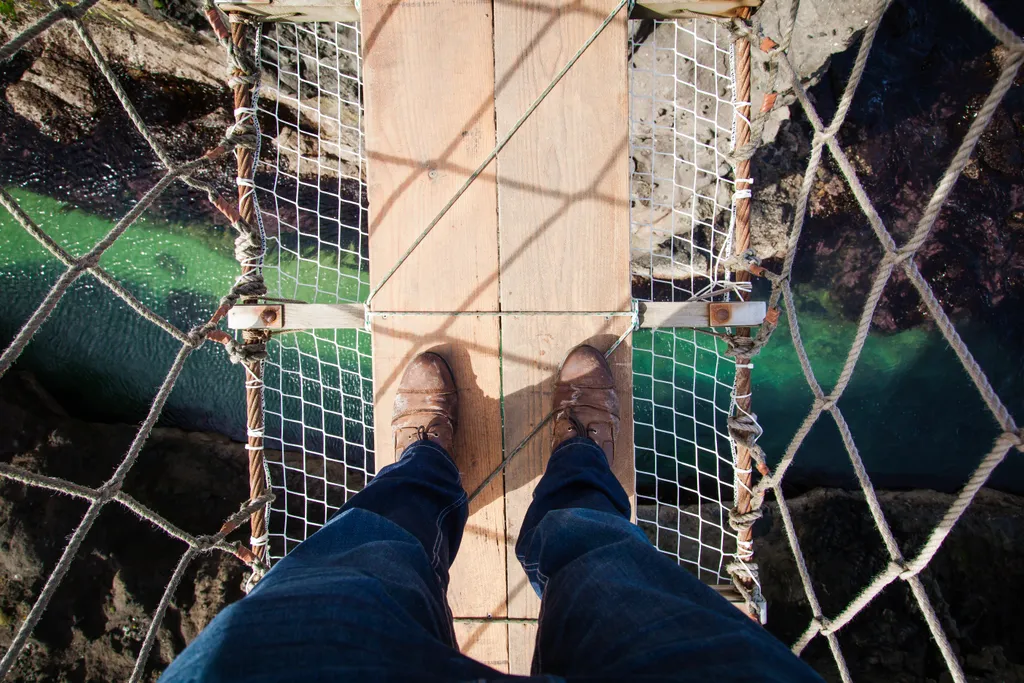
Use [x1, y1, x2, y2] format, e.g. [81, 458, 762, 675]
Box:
[516, 437, 823, 682]
[160, 441, 506, 683]
[343, 439, 469, 591]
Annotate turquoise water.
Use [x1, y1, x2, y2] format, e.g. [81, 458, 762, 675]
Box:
[1, 189, 1020, 492]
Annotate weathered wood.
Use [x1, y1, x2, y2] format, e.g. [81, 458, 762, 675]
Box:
[493, 0, 632, 670]
[501, 316, 634, 626]
[361, 0, 507, 667]
[215, 0, 360, 23]
[631, 0, 759, 19]
[639, 300, 766, 328]
[507, 621, 538, 675]
[214, 0, 760, 23]
[227, 301, 767, 330]
[454, 621, 510, 674]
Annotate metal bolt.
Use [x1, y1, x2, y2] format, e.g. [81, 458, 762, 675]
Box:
[261, 308, 278, 324]
[428, 168, 438, 179]
[711, 305, 731, 324]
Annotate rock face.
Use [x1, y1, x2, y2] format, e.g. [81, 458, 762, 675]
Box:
[757, 488, 1024, 683]
[0, 373, 251, 681]
[628, 19, 736, 284]
[0, 1, 356, 227]
[747, 0, 1023, 333]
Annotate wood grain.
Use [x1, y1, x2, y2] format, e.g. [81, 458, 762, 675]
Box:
[508, 621, 538, 675]
[455, 621, 510, 674]
[493, 0, 630, 313]
[501, 316, 634, 620]
[363, 0, 499, 313]
[363, 0, 507, 666]
[493, 0, 633, 639]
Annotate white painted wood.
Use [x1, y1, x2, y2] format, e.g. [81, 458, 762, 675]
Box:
[215, 0, 359, 23]
[228, 301, 767, 330]
[639, 301, 766, 329]
[213, 0, 760, 23]
[227, 303, 365, 330]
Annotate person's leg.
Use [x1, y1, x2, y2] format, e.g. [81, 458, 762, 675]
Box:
[516, 346, 822, 682]
[160, 354, 508, 683]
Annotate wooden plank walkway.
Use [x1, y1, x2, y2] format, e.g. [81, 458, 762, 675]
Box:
[495, 0, 632, 662]
[363, 0, 632, 672]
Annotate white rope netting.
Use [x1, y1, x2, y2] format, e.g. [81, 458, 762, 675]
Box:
[728, 0, 1023, 680]
[628, 18, 744, 584]
[254, 20, 375, 561]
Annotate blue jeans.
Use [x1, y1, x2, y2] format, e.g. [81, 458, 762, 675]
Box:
[162, 438, 821, 682]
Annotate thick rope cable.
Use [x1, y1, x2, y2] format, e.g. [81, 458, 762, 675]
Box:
[0, 343, 190, 678]
[364, 0, 629, 309]
[0, 188, 191, 344]
[721, 1, 1021, 679]
[0, 3, 280, 675]
[0, 0, 100, 62]
[127, 493, 273, 683]
[0, 152, 215, 379]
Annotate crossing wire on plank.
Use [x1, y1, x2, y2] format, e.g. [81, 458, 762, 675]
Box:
[253, 16, 752, 591]
[254, 20, 376, 560]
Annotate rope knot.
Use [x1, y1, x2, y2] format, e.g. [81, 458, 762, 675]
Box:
[95, 482, 119, 504]
[1010, 428, 1024, 452]
[224, 338, 268, 365]
[811, 129, 834, 148]
[814, 397, 835, 413]
[729, 506, 764, 533]
[728, 17, 756, 42]
[224, 121, 258, 150]
[882, 247, 915, 267]
[815, 616, 835, 636]
[721, 334, 759, 361]
[889, 560, 916, 581]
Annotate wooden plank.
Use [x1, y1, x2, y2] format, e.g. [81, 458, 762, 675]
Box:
[631, 0, 759, 19]
[493, 0, 630, 313]
[370, 318, 507, 617]
[362, 0, 506, 667]
[501, 316, 634, 620]
[454, 621, 510, 674]
[227, 301, 768, 330]
[215, 0, 360, 22]
[363, 0, 499, 313]
[493, 0, 633, 646]
[507, 621, 537, 675]
[214, 0, 760, 25]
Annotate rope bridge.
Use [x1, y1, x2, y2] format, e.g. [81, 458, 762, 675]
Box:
[0, 0, 1019, 681]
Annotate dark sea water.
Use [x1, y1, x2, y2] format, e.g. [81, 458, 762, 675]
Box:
[1, 189, 1020, 494]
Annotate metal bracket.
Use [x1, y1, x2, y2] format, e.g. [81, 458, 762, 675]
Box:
[228, 304, 284, 330]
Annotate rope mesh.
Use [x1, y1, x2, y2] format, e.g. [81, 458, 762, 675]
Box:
[0, 0, 1019, 680]
[254, 20, 375, 561]
[727, 0, 1022, 680]
[0, 2, 272, 679]
[628, 18, 743, 584]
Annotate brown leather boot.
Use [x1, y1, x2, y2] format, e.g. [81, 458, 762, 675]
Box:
[551, 344, 620, 465]
[392, 352, 458, 457]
